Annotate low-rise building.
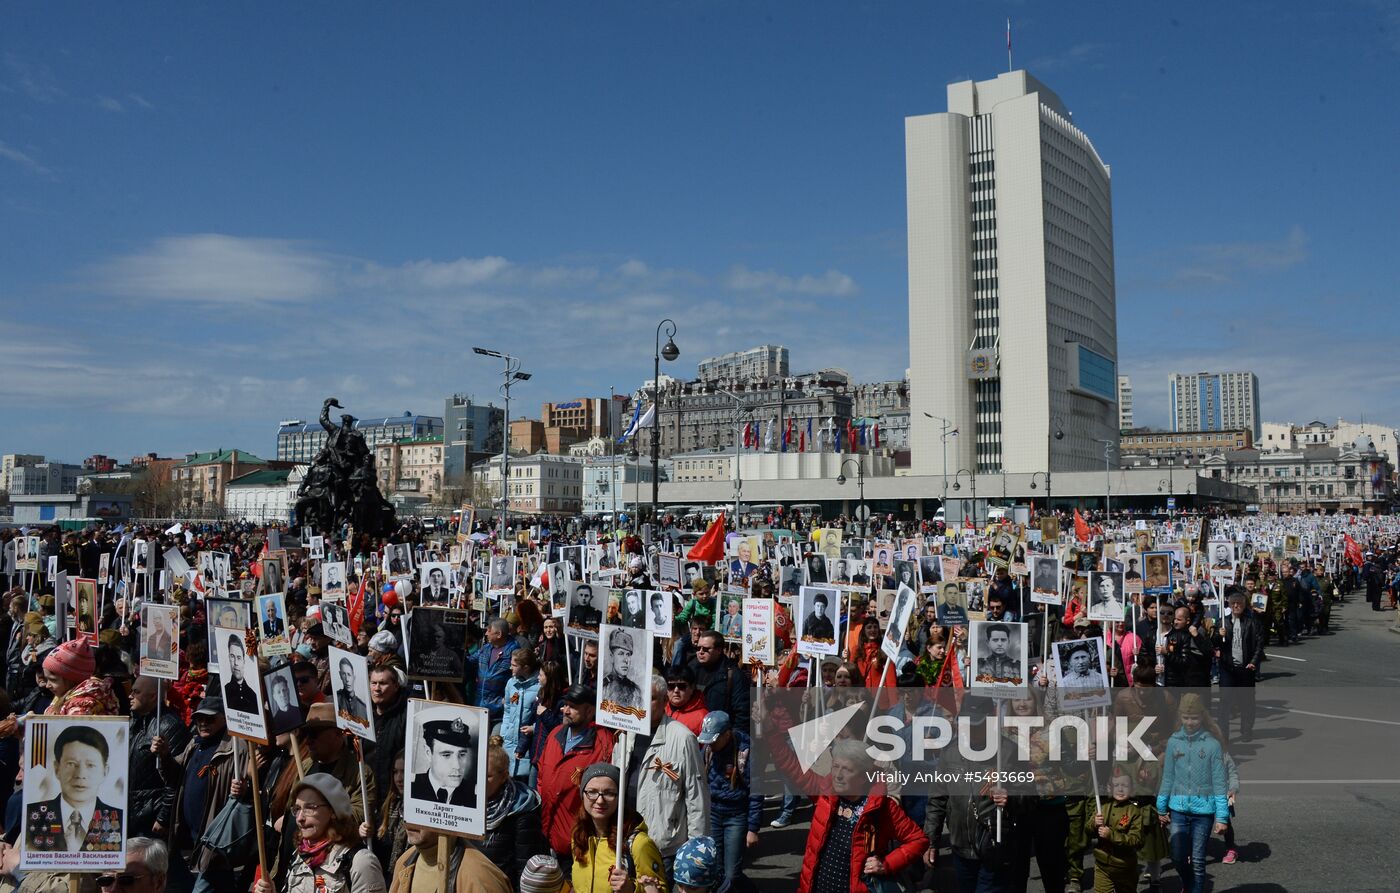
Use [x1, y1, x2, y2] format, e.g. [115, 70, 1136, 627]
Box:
[1, 454, 44, 492]
[1199, 435, 1392, 514]
[224, 467, 304, 524]
[10, 493, 134, 525]
[472, 452, 584, 515]
[374, 435, 446, 505]
[171, 449, 292, 514]
[581, 456, 662, 517]
[10, 462, 83, 496]
[1121, 428, 1253, 460]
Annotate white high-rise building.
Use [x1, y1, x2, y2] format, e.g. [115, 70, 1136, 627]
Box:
[906, 71, 1119, 478]
[1168, 371, 1260, 440]
[1117, 376, 1134, 432]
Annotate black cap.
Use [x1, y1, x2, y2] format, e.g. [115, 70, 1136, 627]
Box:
[423, 717, 474, 748]
[193, 695, 224, 717]
[561, 683, 596, 706]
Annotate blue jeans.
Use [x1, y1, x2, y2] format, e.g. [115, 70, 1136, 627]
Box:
[710, 808, 749, 893]
[1170, 811, 1213, 892]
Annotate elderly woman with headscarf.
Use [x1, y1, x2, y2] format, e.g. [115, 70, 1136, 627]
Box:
[253, 773, 385, 893]
[42, 638, 119, 716]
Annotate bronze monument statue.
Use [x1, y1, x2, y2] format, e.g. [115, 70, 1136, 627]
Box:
[294, 398, 398, 535]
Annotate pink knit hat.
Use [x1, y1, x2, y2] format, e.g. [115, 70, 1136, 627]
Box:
[43, 637, 96, 683]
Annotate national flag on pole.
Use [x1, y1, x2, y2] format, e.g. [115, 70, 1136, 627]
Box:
[763, 418, 774, 451]
[1007, 17, 1012, 51]
[847, 420, 857, 452]
[687, 513, 727, 563]
[1073, 509, 1091, 543]
[618, 402, 651, 443]
[858, 420, 867, 447]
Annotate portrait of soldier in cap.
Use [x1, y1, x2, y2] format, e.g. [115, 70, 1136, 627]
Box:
[599, 627, 644, 714]
[410, 714, 478, 809]
[798, 586, 837, 655]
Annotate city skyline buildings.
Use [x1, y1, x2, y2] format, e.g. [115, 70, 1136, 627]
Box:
[2, 8, 1396, 460]
[1169, 370, 1262, 441]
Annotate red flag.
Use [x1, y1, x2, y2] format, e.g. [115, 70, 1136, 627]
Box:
[349, 573, 366, 637]
[250, 542, 267, 578]
[847, 420, 857, 451]
[1073, 509, 1091, 542]
[687, 512, 727, 563]
[1344, 534, 1364, 567]
[872, 423, 880, 449]
[798, 428, 805, 452]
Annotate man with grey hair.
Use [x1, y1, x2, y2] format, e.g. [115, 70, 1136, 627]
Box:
[614, 672, 710, 873]
[476, 616, 521, 728]
[105, 837, 169, 893]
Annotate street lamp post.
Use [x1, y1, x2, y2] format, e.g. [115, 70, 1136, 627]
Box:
[837, 457, 867, 539]
[711, 387, 758, 524]
[650, 319, 680, 523]
[473, 347, 531, 541]
[1046, 416, 1064, 512]
[922, 413, 958, 513]
[952, 468, 977, 527]
[1093, 438, 1115, 517]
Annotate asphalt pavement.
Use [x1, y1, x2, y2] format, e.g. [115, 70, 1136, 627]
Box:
[744, 592, 1400, 891]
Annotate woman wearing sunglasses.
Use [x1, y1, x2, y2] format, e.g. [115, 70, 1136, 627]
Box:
[253, 773, 385, 893]
[570, 764, 666, 893]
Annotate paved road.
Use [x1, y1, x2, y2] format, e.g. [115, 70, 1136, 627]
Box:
[745, 594, 1400, 891]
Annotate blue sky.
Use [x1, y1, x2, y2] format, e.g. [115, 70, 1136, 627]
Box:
[3, 1, 1397, 462]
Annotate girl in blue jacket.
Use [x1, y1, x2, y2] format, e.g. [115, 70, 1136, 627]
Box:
[1155, 693, 1229, 893]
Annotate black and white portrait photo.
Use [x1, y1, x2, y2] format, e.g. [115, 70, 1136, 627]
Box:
[547, 561, 571, 617]
[796, 585, 839, 656]
[616, 589, 648, 629]
[384, 543, 414, 577]
[322, 602, 353, 648]
[1029, 554, 1062, 605]
[329, 646, 374, 741]
[132, 539, 150, 575]
[321, 561, 347, 600]
[890, 559, 918, 593]
[1209, 541, 1235, 573]
[404, 699, 488, 837]
[309, 534, 325, 560]
[803, 553, 828, 585]
[935, 581, 968, 627]
[566, 580, 604, 638]
[205, 598, 249, 675]
[420, 561, 455, 604]
[264, 664, 304, 735]
[1053, 637, 1111, 710]
[969, 620, 1028, 695]
[214, 627, 268, 742]
[882, 583, 917, 661]
[407, 608, 468, 681]
[918, 556, 942, 589]
[596, 625, 651, 734]
[646, 590, 673, 638]
[1086, 571, 1126, 622]
[487, 554, 515, 592]
[20, 716, 129, 871]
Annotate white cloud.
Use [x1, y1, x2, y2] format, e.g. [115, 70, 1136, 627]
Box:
[0, 140, 51, 177]
[97, 95, 124, 113]
[366, 255, 511, 289]
[724, 265, 858, 297]
[127, 92, 154, 110]
[3, 53, 64, 103]
[1167, 226, 1308, 287]
[95, 234, 334, 304]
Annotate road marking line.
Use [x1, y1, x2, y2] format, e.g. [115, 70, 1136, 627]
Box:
[1265, 652, 1306, 662]
[1258, 704, 1400, 726]
[1242, 779, 1400, 784]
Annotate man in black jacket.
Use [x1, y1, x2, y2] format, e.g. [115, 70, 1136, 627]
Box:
[688, 630, 749, 729]
[128, 675, 191, 837]
[1163, 606, 1212, 688]
[1215, 591, 1264, 743]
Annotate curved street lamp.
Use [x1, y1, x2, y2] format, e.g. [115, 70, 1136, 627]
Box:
[650, 319, 679, 522]
[951, 468, 977, 526]
[837, 457, 867, 539]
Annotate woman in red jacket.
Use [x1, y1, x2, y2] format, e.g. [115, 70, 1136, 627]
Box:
[764, 702, 927, 893]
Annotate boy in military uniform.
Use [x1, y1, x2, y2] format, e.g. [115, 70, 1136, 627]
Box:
[26, 725, 124, 853]
[1092, 769, 1146, 892]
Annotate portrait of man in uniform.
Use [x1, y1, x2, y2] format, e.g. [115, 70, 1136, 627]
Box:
[410, 717, 478, 809]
